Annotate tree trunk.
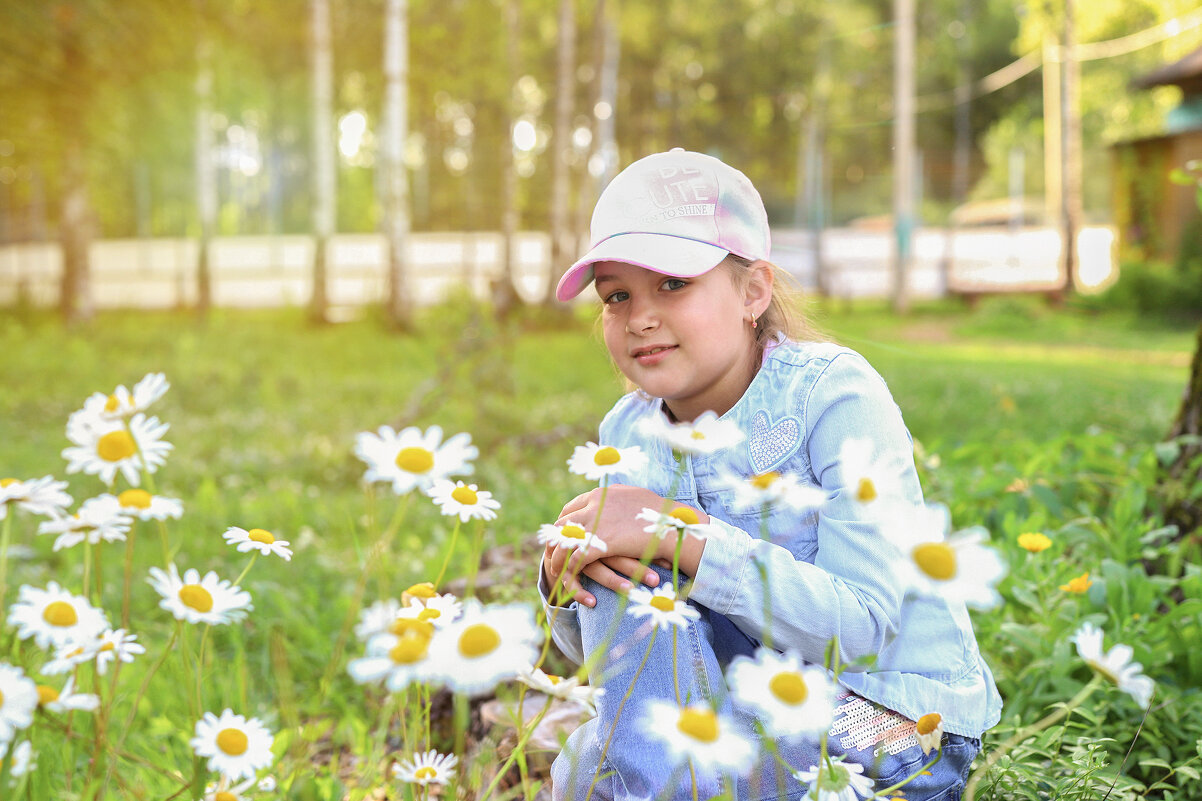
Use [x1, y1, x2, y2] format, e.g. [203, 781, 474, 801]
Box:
[890, 0, 915, 314]
[1162, 322, 1202, 536]
[382, 0, 413, 330]
[194, 26, 217, 316]
[543, 0, 576, 307]
[309, 0, 334, 325]
[55, 8, 94, 325]
[492, 0, 522, 319]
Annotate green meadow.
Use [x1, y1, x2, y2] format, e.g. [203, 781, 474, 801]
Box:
[0, 298, 1198, 799]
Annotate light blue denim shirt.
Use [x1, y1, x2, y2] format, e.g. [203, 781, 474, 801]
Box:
[541, 339, 1002, 738]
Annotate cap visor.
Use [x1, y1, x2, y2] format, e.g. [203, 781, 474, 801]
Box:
[555, 233, 729, 301]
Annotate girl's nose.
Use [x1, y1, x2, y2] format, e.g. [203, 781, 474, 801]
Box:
[625, 298, 659, 334]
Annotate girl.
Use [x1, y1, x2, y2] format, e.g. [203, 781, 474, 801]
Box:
[538, 149, 1000, 801]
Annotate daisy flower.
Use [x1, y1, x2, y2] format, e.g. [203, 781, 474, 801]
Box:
[914, 712, 944, 755]
[113, 488, 183, 521]
[536, 522, 608, 554]
[73, 372, 170, 423]
[837, 438, 902, 507]
[1073, 622, 1155, 708]
[395, 596, 461, 629]
[223, 527, 294, 561]
[37, 675, 100, 714]
[355, 598, 405, 641]
[38, 495, 133, 551]
[62, 412, 173, 487]
[0, 663, 38, 742]
[148, 565, 252, 626]
[636, 506, 722, 542]
[0, 476, 72, 520]
[726, 648, 835, 738]
[427, 600, 541, 697]
[1060, 571, 1092, 593]
[427, 479, 500, 522]
[793, 755, 874, 801]
[402, 581, 439, 605]
[567, 442, 649, 482]
[627, 585, 700, 631]
[392, 749, 459, 786]
[191, 709, 275, 781]
[640, 411, 745, 456]
[720, 470, 827, 513]
[517, 667, 605, 714]
[888, 504, 1008, 611]
[7, 582, 110, 650]
[203, 777, 259, 801]
[92, 628, 146, 675]
[0, 740, 35, 781]
[644, 700, 754, 775]
[347, 621, 438, 692]
[354, 424, 477, 495]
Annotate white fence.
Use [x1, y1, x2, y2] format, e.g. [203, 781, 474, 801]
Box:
[0, 226, 1116, 309]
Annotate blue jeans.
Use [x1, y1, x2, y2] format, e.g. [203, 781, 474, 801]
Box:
[550, 566, 980, 801]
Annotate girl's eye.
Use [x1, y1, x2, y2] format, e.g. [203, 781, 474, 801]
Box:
[662, 278, 687, 291]
[603, 290, 629, 304]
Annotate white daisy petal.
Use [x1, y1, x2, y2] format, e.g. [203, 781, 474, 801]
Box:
[392, 749, 459, 786]
[793, 755, 875, 801]
[0, 475, 72, 520]
[426, 600, 541, 697]
[190, 709, 275, 781]
[6, 582, 110, 651]
[148, 565, 253, 626]
[886, 503, 1007, 611]
[1073, 622, 1155, 708]
[639, 411, 745, 456]
[644, 700, 755, 775]
[635, 506, 722, 542]
[426, 479, 501, 522]
[536, 522, 608, 553]
[567, 442, 650, 483]
[726, 648, 835, 738]
[348, 619, 439, 692]
[354, 425, 478, 496]
[222, 526, 294, 560]
[0, 664, 39, 742]
[38, 495, 133, 552]
[62, 412, 172, 486]
[114, 488, 183, 521]
[626, 586, 700, 631]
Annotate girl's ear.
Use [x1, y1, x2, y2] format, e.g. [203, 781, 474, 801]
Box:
[744, 260, 775, 317]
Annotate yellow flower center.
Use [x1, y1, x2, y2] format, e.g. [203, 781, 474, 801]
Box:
[916, 712, 942, 735]
[768, 671, 809, 705]
[750, 472, 780, 490]
[415, 767, 437, 780]
[649, 596, 676, 613]
[690, 430, 706, 440]
[1018, 532, 1052, 553]
[98, 641, 115, 652]
[547, 674, 563, 685]
[389, 631, 432, 664]
[676, 708, 720, 743]
[248, 528, 276, 544]
[593, 446, 621, 466]
[561, 524, 587, 540]
[451, 485, 479, 505]
[178, 584, 214, 613]
[216, 727, 249, 756]
[395, 446, 435, 474]
[856, 477, 877, 503]
[37, 685, 60, 706]
[104, 394, 121, 413]
[0, 478, 18, 488]
[118, 489, 153, 509]
[670, 507, 699, 526]
[405, 582, 437, 598]
[43, 600, 79, 627]
[215, 793, 237, 801]
[0, 690, 4, 706]
[97, 430, 137, 462]
[418, 608, 441, 621]
[389, 618, 435, 638]
[458, 623, 501, 658]
[912, 543, 957, 581]
[1060, 572, 1092, 593]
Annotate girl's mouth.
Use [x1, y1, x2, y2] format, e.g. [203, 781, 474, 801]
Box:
[633, 345, 677, 365]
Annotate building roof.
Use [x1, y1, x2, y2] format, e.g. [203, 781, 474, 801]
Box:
[1134, 45, 1202, 94]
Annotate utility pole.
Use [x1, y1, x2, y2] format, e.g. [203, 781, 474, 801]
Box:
[1061, 0, 1082, 295]
[891, 0, 916, 314]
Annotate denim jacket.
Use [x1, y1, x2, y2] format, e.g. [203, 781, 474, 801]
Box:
[540, 339, 1003, 738]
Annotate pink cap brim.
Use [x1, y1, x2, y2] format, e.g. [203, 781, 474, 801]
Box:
[555, 233, 729, 301]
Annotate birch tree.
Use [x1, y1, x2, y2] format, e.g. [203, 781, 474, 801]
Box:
[544, 0, 576, 307]
[309, 0, 335, 324]
[382, 0, 413, 329]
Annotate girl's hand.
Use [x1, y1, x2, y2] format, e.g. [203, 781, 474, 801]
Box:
[544, 484, 706, 605]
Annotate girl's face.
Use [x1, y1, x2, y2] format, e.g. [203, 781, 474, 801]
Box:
[595, 260, 770, 422]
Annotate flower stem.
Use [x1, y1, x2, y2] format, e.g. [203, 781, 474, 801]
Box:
[0, 512, 13, 611]
[477, 693, 555, 801]
[757, 504, 773, 650]
[116, 625, 179, 751]
[963, 676, 1103, 801]
[233, 553, 258, 587]
[584, 627, 659, 801]
[433, 519, 462, 589]
[121, 519, 137, 629]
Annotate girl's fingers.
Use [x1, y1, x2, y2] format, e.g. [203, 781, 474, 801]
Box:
[600, 556, 660, 587]
[558, 491, 594, 519]
[581, 561, 631, 596]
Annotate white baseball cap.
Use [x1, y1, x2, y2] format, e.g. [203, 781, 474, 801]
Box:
[555, 148, 771, 301]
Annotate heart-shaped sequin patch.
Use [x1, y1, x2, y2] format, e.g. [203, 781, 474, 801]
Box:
[747, 409, 803, 474]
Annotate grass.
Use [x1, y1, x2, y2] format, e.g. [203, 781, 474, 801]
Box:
[0, 297, 1197, 799]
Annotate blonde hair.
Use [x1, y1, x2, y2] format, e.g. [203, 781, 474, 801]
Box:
[719, 254, 825, 351]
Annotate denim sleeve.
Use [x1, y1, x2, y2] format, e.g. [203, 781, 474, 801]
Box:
[687, 352, 922, 668]
[537, 563, 586, 665]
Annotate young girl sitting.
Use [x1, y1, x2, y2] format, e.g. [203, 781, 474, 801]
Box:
[538, 148, 1001, 801]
